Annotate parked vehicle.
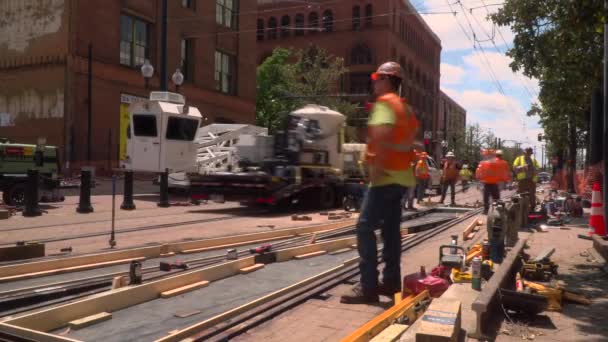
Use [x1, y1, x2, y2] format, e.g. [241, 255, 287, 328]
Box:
[425, 155, 443, 195]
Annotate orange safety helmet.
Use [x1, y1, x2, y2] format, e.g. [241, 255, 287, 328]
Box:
[371, 61, 404, 80]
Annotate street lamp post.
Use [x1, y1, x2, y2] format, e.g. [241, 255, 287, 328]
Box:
[441, 140, 448, 157]
[141, 59, 154, 88]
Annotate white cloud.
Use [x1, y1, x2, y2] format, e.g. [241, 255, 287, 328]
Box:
[440, 63, 465, 84]
[441, 88, 543, 150]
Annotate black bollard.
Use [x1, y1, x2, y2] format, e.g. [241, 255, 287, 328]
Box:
[76, 169, 94, 213]
[157, 168, 170, 208]
[120, 171, 136, 210]
[23, 169, 41, 217]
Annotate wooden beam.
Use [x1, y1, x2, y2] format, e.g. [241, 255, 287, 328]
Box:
[294, 250, 327, 260]
[369, 324, 409, 342]
[4, 257, 255, 333]
[275, 236, 357, 262]
[340, 291, 431, 342]
[0, 257, 146, 283]
[68, 312, 112, 330]
[239, 264, 265, 274]
[154, 263, 352, 342]
[462, 217, 482, 241]
[0, 323, 80, 342]
[161, 281, 210, 298]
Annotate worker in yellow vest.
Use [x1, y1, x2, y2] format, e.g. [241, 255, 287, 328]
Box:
[459, 163, 473, 193]
[414, 152, 430, 203]
[513, 147, 540, 211]
[341, 61, 418, 305]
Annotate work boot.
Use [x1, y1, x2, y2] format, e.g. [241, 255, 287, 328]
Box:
[377, 282, 401, 298]
[340, 284, 379, 304]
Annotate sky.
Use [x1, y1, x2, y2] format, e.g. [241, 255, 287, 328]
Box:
[415, 0, 545, 162]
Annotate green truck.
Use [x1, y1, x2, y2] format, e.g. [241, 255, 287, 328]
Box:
[0, 139, 65, 206]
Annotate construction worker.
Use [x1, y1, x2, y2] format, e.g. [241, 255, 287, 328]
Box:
[513, 147, 540, 211]
[459, 163, 473, 193]
[477, 150, 511, 214]
[341, 61, 418, 304]
[440, 151, 459, 206]
[414, 152, 430, 203]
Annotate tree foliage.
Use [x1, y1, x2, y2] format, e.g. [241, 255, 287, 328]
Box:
[256, 46, 356, 133]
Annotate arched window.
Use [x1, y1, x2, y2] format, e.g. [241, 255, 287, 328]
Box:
[322, 10, 333, 32]
[267, 17, 277, 40]
[295, 14, 305, 36]
[350, 44, 373, 65]
[256, 19, 264, 41]
[281, 15, 291, 38]
[308, 12, 319, 34]
[364, 4, 372, 28]
[352, 6, 361, 30]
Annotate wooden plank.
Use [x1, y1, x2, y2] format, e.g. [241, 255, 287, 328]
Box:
[68, 312, 112, 330]
[275, 236, 357, 262]
[160, 281, 210, 298]
[181, 237, 296, 254]
[0, 247, 159, 279]
[0, 323, 80, 342]
[4, 257, 255, 333]
[239, 263, 265, 274]
[329, 248, 353, 255]
[0, 257, 146, 283]
[341, 291, 431, 342]
[154, 263, 351, 342]
[416, 298, 461, 342]
[462, 217, 481, 241]
[370, 324, 409, 342]
[294, 250, 327, 260]
[563, 291, 591, 305]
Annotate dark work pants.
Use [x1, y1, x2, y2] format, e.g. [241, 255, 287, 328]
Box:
[357, 184, 407, 293]
[440, 180, 457, 204]
[416, 179, 428, 202]
[483, 183, 501, 213]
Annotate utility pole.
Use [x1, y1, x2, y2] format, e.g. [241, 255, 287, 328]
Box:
[87, 44, 93, 163]
[160, 0, 168, 91]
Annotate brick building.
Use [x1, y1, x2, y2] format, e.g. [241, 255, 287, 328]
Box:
[0, 0, 256, 174]
[256, 0, 441, 147]
[437, 90, 467, 159]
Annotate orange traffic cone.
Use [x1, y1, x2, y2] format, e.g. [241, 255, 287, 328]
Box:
[589, 182, 606, 236]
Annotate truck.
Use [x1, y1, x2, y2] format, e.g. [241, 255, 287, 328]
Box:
[187, 104, 347, 209]
[0, 139, 65, 206]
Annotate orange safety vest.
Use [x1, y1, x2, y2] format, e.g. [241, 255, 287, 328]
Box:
[366, 93, 419, 170]
[415, 159, 430, 179]
[476, 159, 506, 184]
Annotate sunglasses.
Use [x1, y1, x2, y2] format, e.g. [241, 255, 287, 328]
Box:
[370, 72, 389, 81]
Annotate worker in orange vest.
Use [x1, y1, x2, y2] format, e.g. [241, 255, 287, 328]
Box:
[495, 149, 511, 190]
[415, 152, 430, 203]
[440, 151, 460, 206]
[477, 149, 511, 214]
[341, 61, 419, 305]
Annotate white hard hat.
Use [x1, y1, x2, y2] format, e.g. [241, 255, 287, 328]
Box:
[446, 151, 455, 158]
[496, 149, 504, 155]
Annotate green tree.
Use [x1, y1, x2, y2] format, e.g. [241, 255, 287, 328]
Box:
[256, 46, 356, 134]
[491, 0, 603, 192]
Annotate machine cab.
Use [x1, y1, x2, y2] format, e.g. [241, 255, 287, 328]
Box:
[123, 92, 202, 173]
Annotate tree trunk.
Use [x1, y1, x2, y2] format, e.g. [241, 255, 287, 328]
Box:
[567, 115, 577, 193]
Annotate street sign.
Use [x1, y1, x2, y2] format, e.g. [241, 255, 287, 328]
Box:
[424, 131, 432, 139]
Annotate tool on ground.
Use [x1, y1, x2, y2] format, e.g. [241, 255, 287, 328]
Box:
[159, 261, 189, 272]
[498, 288, 548, 315]
[471, 256, 482, 290]
[465, 243, 483, 265]
[439, 245, 466, 270]
[129, 260, 142, 285]
[481, 260, 493, 280]
[403, 266, 450, 298]
[226, 248, 238, 260]
[521, 261, 558, 281]
[249, 244, 272, 254]
[515, 272, 524, 292]
[451, 268, 472, 283]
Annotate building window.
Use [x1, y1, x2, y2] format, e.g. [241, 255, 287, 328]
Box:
[180, 38, 194, 81]
[182, 0, 195, 9]
[215, 51, 235, 95]
[257, 19, 264, 41]
[120, 15, 148, 67]
[350, 73, 371, 94]
[295, 14, 305, 35]
[281, 15, 291, 38]
[350, 44, 372, 65]
[267, 17, 277, 39]
[322, 10, 333, 32]
[352, 6, 360, 30]
[308, 12, 319, 34]
[364, 4, 372, 28]
[216, 0, 237, 29]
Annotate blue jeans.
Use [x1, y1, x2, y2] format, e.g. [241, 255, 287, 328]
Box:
[357, 184, 407, 293]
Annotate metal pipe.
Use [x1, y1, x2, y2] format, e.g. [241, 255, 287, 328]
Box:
[160, 0, 168, 91]
[87, 44, 92, 162]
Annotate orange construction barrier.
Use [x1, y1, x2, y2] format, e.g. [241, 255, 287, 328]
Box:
[589, 182, 606, 236]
